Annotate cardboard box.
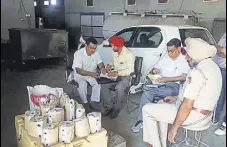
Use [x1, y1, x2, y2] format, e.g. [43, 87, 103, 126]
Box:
[15, 114, 108, 147]
[108, 131, 126, 147]
[67, 129, 108, 147]
[15, 114, 66, 147]
[15, 115, 25, 147]
[15, 114, 126, 147]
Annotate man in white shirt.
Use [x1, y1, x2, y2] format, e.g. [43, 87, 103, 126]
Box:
[142, 38, 222, 147]
[131, 38, 190, 133]
[72, 37, 105, 112]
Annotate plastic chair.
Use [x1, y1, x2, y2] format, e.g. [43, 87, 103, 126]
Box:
[125, 56, 143, 114]
[170, 112, 214, 147]
[65, 49, 79, 91]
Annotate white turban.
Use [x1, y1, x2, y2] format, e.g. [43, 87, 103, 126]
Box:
[185, 38, 217, 61]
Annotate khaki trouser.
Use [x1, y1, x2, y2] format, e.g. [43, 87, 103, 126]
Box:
[101, 76, 131, 110]
[142, 102, 212, 147]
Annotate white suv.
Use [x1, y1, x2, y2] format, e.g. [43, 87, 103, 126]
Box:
[79, 25, 216, 82]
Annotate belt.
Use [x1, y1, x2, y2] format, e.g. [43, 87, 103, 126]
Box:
[192, 107, 211, 115]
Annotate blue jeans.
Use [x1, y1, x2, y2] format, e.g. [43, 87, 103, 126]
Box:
[137, 82, 179, 121]
[215, 68, 226, 123]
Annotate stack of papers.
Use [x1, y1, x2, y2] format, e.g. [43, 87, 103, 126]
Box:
[99, 73, 118, 81]
[146, 74, 165, 87]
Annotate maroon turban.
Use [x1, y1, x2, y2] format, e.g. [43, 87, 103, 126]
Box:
[108, 36, 124, 47]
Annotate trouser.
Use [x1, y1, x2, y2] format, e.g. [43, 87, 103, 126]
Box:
[74, 73, 101, 103]
[137, 82, 179, 121]
[143, 103, 212, 147]
[215, 68, 226, 123]
[101, 76, 131, 110]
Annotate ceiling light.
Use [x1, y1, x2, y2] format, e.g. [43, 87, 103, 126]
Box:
[44, 1, 49, 5]
[51, 0, 57, 5]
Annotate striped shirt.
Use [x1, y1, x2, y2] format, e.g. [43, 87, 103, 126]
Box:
[216, 32, 226, 68]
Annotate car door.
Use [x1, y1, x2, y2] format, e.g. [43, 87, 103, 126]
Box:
[97, 27, 137, 65]
[129, 27, 167, 82]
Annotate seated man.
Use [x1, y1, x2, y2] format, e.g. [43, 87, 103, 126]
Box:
[72, 37, 105, 112]
[101, 36, 135, 119]
[139, 34, 150, 47]
[132, 38, 190, 133]
[142, 38, 222, 147]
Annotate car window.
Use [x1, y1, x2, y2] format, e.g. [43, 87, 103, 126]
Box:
[179, 29, 215, 47]
[132, 27, 163, 48]
[114, 27, 136, 47]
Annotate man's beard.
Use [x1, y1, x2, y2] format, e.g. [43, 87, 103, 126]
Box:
[113, 49, 118, 52]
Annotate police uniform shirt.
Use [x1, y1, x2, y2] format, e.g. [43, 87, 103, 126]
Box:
[154, 53, 190, 78]
[72, 48, 103, 72]
[215, 32, 226, 68]
[183, 58, 222, 111]
[109, 46, 135, 76]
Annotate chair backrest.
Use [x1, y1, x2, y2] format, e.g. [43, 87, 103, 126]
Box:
[65, 49, 77, 77]
[131, 56, 143, 86]
[182, 111, 213, 131]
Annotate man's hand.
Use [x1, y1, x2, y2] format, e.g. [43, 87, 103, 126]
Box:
[90, 72, 100, 78]
[106, 64, 112, 72]
[107, 72, 118, 77]
[101, 68, 107, 74]
[164, 96, 177, 103]
[151, 68, 160, 74]
[168, 127, 178, 144]
[157, 77, 171, 83]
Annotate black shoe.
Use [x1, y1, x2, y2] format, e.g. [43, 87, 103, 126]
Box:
[109, 109, 120, 119]
[83, 103, 90, 114]
[89, 102, 101, 112]
[102, 108, 114, 117]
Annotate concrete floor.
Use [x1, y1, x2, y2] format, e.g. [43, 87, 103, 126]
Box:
[1, 59, 226, 147]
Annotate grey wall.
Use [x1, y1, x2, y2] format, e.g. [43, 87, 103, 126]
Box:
[64, 0, 226, 31]
[1, 0, 35, 39]
[1, 0, 225, 39]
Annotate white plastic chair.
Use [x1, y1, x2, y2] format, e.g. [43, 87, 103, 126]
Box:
[171, 112, 214, 147]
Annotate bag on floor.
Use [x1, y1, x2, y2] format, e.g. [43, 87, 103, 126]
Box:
[27, 85, 63, 111]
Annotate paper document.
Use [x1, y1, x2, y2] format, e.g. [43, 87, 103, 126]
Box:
[99, 73, 118, 81]
[146, 74, 165, 87]
[150, 79, 164, 85]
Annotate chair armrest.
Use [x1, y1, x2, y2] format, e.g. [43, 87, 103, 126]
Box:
[66, 66, 73, 71]
[130, 72, 142, 86]
[65, 66, 73, 81]
[69, 80, 79, 88]
[130, 72, 136, 78]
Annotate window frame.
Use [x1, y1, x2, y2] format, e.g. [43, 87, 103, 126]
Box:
[106, 27, 137, 48]
[179, 28, 216, 47]
[86, 0, 94, 7]
[157, 0, 169, 4]
[131, 27, 163, 48]
[127, 0, 136, 6]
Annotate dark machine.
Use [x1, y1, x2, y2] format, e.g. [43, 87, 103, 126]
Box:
[5, 28, 68, 62]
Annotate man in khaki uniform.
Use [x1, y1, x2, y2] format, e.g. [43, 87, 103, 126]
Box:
[101, 36, 135, 119]
[142, 38, 222, 147]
